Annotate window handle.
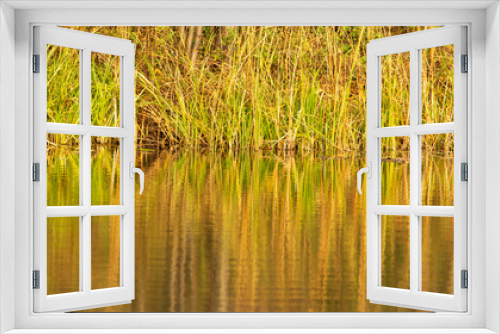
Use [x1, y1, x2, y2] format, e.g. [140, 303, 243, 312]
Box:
[357, 162, 372, 195]
[129, 162, 145, 195]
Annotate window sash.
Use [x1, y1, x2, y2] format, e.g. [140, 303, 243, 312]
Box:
[32, 25, 136, 313]
[366, 26, 467, 312]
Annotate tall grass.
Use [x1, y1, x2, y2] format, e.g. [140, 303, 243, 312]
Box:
[47, 26, 453, 155]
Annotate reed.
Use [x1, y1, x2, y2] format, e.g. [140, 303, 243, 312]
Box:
[46, 26, 453, 155]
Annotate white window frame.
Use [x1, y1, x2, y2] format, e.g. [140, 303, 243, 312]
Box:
[33, 26, 136, 313]
[365, 26, 468, 312]
[1, 2, 499, 333]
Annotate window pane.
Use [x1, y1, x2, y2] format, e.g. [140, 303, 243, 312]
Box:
[381, 52, 410, 127]
[47, 217, 80, 295]
[47, 45, 80, 124]
[381, 215, 410, 290]
[421, 217, 454, 294]
[91, 137, 121, 206]
[91, 52, 120, 127]
[421, 133, 454, 206]
[381, 136, 410, 205]
[91, 216, 121, 290]
[47, 134, 80, 206]
[421, 45, 454, 124]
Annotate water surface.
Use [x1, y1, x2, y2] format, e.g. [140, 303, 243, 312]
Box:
[47, 148, 454, 312]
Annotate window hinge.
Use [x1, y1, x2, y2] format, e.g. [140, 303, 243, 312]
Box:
[461, 270, 468, 289]
[33, 54, 40, 73]
[461, 54, 468, 73]
[33, 163, 40, 182]
[461, 162, 468, 182]
[33, 270, 40, 289]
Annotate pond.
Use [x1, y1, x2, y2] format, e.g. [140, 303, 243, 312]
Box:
[46, 146, 454, 312]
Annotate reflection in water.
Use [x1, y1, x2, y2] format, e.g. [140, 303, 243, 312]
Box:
[381, 216, 410, 290]
[91, 216, 121, 290]
[47, 217, 80, 295]
[47, 147, 454, 312]
[421, 217, 454, 294]
[47, 134, 80, 206]
[421, 133, 454, 207]
[91, 140, 121, 206]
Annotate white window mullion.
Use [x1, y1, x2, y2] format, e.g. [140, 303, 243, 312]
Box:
[91, 127, 131, 138]
[416, 47, 424, 294]
[82, 47, 91, 214]
[372, 126, 411, 137]
[78, 48, 85, 294]
[373, 123, 455, 138]
[82, 214, 91, 294]
[372, 205, 455, 217]
[82, 132, 91, 294]
[409, 47, 420, 295]
[46, 123, 88, 135]
[82, 47, 92, 295]
[413, 123, 454, 135]
[413, 206, 454, 217]
[46, 123, 131, 138]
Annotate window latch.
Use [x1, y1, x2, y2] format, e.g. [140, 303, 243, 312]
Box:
[129, 162, 145, 195]
[357, 162, 372, 195]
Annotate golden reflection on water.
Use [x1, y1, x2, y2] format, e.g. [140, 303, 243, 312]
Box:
[46, 147, 454, 312]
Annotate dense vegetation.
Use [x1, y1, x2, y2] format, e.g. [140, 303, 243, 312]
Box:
[47, 26, 453, 155]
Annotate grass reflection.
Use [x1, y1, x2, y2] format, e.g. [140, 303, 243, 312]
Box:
[46, 150, 451, 312]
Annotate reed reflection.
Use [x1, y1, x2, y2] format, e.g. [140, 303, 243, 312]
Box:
[44, 149, 455, 312]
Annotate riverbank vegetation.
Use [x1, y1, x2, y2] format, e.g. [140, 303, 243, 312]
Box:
[47, 26, 453, 156]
